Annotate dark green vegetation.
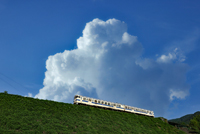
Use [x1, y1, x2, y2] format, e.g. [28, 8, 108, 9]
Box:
[189, 114, 200, 133]
[169, 111, 200, 125]
[165, 111, 200, 133]
[0, 93, 185, 134]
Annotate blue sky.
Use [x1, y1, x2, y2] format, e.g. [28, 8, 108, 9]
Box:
[0, 0, 200, 119]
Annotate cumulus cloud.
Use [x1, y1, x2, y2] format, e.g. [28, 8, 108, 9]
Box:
[157, 48, 186, 63]
[157, 53, 176, 63]
[25, 93, 33, 97]
[160, 29, 200, 64]
[34, 18, 190, 116]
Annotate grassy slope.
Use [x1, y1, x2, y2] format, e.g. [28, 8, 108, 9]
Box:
[0, 93, 185, 134]
[169, 111, 200, 125]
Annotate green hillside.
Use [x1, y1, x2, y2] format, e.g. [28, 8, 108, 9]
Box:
[0, 92, 185, 134]
[189, 114, 200, 133]
[169, 111, 200, 125]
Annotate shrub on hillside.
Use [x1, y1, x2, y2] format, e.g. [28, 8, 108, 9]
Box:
[189, 114, 200, 133]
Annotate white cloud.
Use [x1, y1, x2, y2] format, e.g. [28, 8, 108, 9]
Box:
[156, 48, 186, 63]
[34, 18, 190, 116]
[161, 29, 200, 64]
[170, 89, 188, 101]
[157, 53, 176, 63]
[25, 93, 33, 97]
[28, 93, 33, 97]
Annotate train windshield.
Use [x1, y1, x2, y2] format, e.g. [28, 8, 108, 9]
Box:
[74, 96, 80, 99]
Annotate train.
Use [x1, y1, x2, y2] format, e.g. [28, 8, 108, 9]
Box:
[73, 95, 154, 117]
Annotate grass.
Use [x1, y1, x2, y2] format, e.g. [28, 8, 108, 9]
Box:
[0, 93, 186, 133]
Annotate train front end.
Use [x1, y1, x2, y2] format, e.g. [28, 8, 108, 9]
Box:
[73, 95, 81, 104]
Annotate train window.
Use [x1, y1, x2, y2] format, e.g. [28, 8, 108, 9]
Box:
[89, 99, 91, 101]
[105, 102, 107, 105]
[108, 103, 110, 105]
[114, 104, 116, 106]
[101, 102, 104, 104]
[83, 98, 86, 101]
[95, 100, 97, 103]
[98, 101, 100, 103]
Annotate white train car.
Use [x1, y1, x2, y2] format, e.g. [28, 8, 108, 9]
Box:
[73, 95, 154, 117]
